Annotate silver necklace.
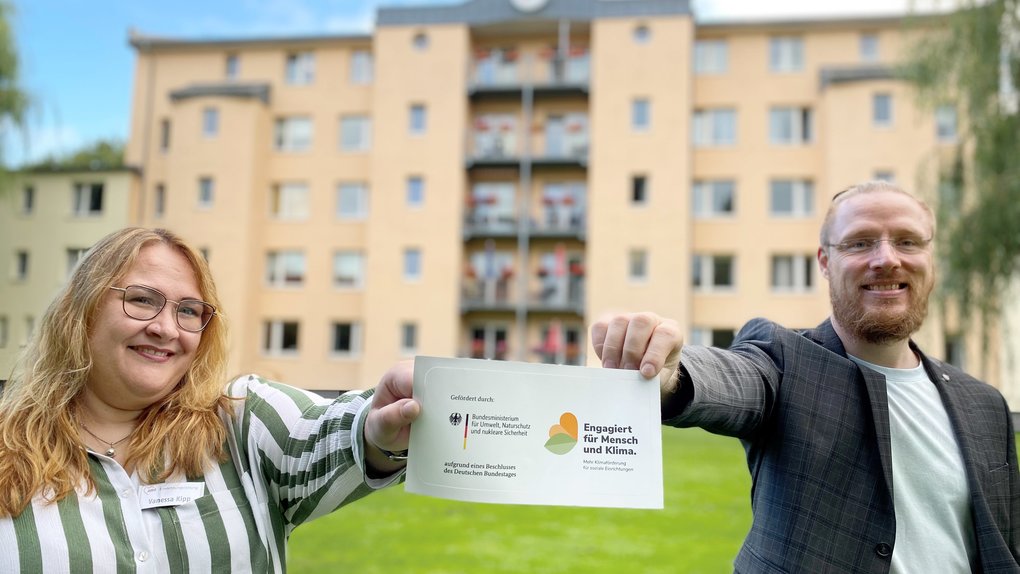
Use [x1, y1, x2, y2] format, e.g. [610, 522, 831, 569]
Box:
[79, 421, 133, 457]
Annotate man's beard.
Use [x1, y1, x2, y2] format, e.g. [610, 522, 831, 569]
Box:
[830, 278, 932, 345]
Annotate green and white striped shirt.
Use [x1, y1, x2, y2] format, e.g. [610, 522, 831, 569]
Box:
[0, 374, 401, 573]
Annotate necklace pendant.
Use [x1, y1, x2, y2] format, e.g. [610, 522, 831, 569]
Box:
[105, 448, 116, 457]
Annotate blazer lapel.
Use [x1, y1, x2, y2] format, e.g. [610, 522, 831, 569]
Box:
[812, 319, 896, 496]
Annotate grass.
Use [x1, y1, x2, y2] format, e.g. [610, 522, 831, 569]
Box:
[288, 427, 751, 573]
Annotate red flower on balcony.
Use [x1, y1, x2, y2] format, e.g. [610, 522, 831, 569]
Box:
[500, 266, 514, 280]
[569, 46, 588, 57]
[475, 118, 490, 130]
[465, 266, 477, 279]
[569, 262, 584, 277]
[562, 195, 575, 206]
[542, 196, 555, 206]
[471, 339, 485, 354]
[475, 49, 491, 59]
[504, 50, 518, 62]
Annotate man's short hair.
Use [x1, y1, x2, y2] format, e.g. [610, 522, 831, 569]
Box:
[819, 181, 936, 246]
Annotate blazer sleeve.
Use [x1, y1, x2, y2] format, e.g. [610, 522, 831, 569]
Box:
[663, 318, 784, 440]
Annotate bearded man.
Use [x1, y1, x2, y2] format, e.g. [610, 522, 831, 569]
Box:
[592, 181, 1020, 573]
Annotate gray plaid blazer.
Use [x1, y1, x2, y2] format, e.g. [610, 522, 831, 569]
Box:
[665, 318, 1020, 573]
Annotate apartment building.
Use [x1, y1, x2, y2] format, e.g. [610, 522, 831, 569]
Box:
[0, 168, 138, 377]
[122, 0, 998, 393]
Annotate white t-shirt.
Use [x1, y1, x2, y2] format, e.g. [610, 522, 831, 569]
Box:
[848, 355, 977, 573]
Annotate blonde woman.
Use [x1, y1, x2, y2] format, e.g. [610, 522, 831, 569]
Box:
[0, 227, 419, 572]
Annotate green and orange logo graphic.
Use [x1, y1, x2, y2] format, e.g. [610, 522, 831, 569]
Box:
[544, 412, 578, 455]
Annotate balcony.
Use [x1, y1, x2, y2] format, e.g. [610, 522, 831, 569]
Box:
[530, 271, 585, 315]
[461, 276, 516, 313]
[468, 47, 590, 100]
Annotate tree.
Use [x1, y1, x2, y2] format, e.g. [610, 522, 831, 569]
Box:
[904, 1, 1020, 325]
[24, 138, 125, 171]
[0, 1, 29, 167]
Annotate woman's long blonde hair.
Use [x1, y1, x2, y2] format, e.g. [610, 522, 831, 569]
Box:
[0, 227, 232, 517]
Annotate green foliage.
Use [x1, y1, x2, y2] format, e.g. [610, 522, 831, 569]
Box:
[904, 0, 1020, 318]
[24, 138, 125, 171]
[288, 427, 751, 574]
[0, 1, 29, 166]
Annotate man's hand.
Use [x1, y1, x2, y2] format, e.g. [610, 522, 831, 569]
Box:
[590, 312, 684, 397]
[364, 360, 421, 473]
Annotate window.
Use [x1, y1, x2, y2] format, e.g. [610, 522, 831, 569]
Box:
[860, 34, 879, 62]
[336, 182, 369, 219]
[769, 179, 814, 217]
[13, 250, 28, 281]
[632, 98, 650, 131]
[468, 325, 509, 360]
[407, 176, 424, 207]
[270, 183, 310, 220]
[691, 327, 736, 348]
[400, 322, 418, 354]
[694, 40, 728, 74]
[769, 36, 804, 72]
[66, 247, 88, 277]
[20, 185, 34, 214]
[333, 251, 365, 288]
[409, 104, 427, 134]
[771, 254, 814, 292]
[225, 54, 239, 79]
[944, 334, 966, 369]
[692, 109, 736, 147]
[0, 316, 7, 348]
[199, 247, 210, 262]
[72, 183, 104, 216]
[274, 117, 312, 152]
[412, 32, 429, 51]
[265, 250, 305, 287]
[631, 175, 647, 204]
[340, 115, 371, 151]
[331, 322, 361, 356]
[628, 249, 648, 281]
[160, 119, 171, 152]
[633, 24, 651, 44]
[263, 320, 299, 355]
[198, 177, 214, 209]
[285, 52, 315, 85]
[404, 248, 422, 281]
[935, 105, 958, 142]
[692, 180, 735, 218]
[874, 170, 895, 183]
[872, 93, 892, 127]
[692, 254, 736, 290]
[769, 107, 813, 145]
[350, 50, 373, 84]
[203, 107, 219, 137]
[154, 184, 165, 218]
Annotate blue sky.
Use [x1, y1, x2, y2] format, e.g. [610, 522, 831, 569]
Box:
[6, 0, 922, 167]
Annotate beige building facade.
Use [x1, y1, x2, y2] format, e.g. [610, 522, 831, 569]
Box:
[0, 169, 138, 377]
[117, 0, 1004, 394]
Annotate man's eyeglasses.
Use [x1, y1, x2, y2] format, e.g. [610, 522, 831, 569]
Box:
[824, 236, 933, 256]
[109, 285, 216, 333]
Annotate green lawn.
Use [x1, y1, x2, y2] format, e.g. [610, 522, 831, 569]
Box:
[288, 427, 752, 573]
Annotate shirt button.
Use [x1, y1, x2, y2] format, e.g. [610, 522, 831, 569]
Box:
[137, 550, 149, 562]
[875, 543, 892, 557]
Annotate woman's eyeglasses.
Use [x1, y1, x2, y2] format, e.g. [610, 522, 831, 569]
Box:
[109, 285, 216, 333]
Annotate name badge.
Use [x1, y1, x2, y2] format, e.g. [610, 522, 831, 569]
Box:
[139, 482, 205, 509]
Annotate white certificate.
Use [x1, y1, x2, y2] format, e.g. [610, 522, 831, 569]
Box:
[405, 356, 664, 509]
